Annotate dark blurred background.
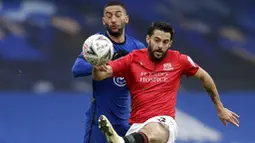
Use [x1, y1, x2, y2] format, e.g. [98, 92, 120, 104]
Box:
[0, 0, 254, 143]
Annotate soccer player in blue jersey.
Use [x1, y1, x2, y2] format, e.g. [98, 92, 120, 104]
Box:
[72, 1, 145, 143]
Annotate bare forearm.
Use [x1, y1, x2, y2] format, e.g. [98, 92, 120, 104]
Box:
[201, 75, 224, 110]
[92, 65, 112, 80]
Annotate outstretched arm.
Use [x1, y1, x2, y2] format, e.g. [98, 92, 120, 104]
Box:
[194, 68, 240, 127]
[93, 52, 133, 81]
[72, 53, 92, 77]
[194, 68, 223, 109]
[180, 54, 239, 127]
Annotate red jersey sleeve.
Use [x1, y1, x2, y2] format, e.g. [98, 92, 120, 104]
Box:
[107, 53, 133, 77]
[180, 54, 199, 77]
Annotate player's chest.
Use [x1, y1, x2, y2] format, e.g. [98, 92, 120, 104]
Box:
[129, 59, 182, 86]
[113, 44, 135, 53]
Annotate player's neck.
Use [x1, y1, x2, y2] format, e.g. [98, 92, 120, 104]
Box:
[148, 51, 164, 63]
[107, 31, 125, 43]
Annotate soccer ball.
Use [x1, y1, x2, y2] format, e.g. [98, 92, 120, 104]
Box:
[82, 34, 114, 66]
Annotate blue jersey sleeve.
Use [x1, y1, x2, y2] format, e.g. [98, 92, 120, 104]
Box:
[72, 53, 92, 77]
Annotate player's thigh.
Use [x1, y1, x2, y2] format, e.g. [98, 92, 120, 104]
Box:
[139, 122, 169, 143]
[127, 116, 178, 143]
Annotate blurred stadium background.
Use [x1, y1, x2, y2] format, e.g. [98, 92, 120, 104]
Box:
[0, 0, 254, 143]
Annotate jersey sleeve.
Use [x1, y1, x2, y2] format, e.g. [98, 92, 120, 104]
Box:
[107, 52, 133, 77]
[180, 54, 199, 77]
[72, 52, 92, 77]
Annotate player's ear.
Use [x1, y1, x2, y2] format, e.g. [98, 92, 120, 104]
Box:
[169, 40, 173, 47]
[146, 35, 150, 44]
[125, 15, 129, 24]
[102, 17, 105, 25]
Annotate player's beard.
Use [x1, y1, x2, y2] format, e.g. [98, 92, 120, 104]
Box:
[148, 44, 167, 62]
[105, 23, 124, 38]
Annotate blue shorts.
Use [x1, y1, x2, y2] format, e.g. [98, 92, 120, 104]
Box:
[83, 123, 130, 143]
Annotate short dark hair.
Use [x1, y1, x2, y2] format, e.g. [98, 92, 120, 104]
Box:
[147, 22, 174, 40]
[104, 1, 127, 13]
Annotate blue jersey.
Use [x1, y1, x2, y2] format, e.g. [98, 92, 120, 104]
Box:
[72, 32, 145, 142]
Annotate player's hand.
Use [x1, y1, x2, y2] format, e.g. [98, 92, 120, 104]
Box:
[217, 107, 240, 127]
[95, 64, 108, 72]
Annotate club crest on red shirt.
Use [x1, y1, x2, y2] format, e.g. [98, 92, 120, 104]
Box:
[163, 63, 174, 71]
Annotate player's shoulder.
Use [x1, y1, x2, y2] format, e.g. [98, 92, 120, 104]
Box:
[125, 35, 145, 49]
[167, 50, 189, 59]
[95, 31, 104, 34]
[130, 48, 147, 56]
[167, 49, 181, 56]
[94, 32, 105, 36]
[125, 34, 140, 42]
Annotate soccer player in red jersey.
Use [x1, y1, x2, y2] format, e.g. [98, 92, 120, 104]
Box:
[92, 22, 240, 143]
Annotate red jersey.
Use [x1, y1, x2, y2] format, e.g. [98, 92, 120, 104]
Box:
[108, 48, 199, 124]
